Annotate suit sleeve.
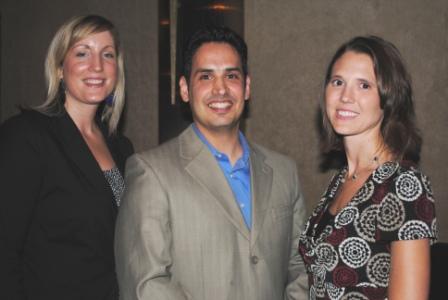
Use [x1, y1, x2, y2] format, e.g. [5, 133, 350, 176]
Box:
[115, 154, 191, 300]
[284, 165, 309, 300]
[0, 117, 43, 300]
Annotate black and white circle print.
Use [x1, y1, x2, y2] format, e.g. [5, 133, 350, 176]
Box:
[398, 220, 432, 240]
[329, 184, 339, 198]
[302, 219, 311, 235]
[377, 193, 405, 232]
[341, 292, 369, 300]
[312, 197, 328, 217]
[339, 237, 371, 268]
[372, 161, 398, 184]
[355, 282, 376, 287]
[432, 219, 438, 239]
[366, 253, 390, 287]
[326, 282, 345, 300]
[309, 285, 316, 300]
[300, 238, 313, 256]
[335, 207, 359, 229]
[352, 180, 375, 205]
[317, 225, 334, 242]
[354, 204, 379, 242]
[395, 172, 423, 202]
[421, 173, 433, 196]
[312, 264, 327, 297]
[315, 243, 339, 271]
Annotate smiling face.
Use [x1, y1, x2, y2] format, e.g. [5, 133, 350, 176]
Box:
[325, 51, 383, 143]
[179, 42, 250, 137]
[61, 30, 117, 109]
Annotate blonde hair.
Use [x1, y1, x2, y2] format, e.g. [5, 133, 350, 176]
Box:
[38, 15, 125, 134]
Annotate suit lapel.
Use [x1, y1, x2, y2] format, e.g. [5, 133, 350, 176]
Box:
[48, 113, 115, 204]
[249, 145, 273, 246]
[180, 126, 250, 240]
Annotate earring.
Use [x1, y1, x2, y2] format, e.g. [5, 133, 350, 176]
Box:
[104, 93, 115, 106]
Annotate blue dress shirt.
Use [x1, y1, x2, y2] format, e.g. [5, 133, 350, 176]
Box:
[192, 124, 252, 229]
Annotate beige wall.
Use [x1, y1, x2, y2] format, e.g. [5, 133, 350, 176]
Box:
[245, 0, 448, 241]
[0, 0, 159, 151]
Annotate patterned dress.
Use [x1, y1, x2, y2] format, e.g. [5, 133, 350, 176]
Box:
[299, 161, 437, 300]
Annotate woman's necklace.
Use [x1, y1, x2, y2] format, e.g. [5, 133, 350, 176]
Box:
[344, 156, 380, 182]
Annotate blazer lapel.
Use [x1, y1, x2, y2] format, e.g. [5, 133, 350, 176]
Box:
[48, 113, 115, 203]
[180, 126, 250, 240]
[249, 145, 273, 246]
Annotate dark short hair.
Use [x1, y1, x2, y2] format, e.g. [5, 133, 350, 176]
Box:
[321, 35, 421, 162]
[182, 26, 248, 82]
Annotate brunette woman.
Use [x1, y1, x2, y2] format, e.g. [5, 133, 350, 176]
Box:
[299, 36, 437, 300]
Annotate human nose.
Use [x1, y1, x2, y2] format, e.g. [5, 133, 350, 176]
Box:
[212, 76, 227, 95]
[89, 54, 103, 72]
[340, 86, 354, 103]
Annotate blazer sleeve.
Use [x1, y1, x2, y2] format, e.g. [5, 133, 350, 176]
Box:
[284, 165, 309, 300]
[0, 116, 43, 300]
[115, 153, 191, 300]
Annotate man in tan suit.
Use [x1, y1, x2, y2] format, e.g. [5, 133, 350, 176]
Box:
[115, 27, 308, 300]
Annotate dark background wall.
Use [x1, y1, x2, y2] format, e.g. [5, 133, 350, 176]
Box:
[0, 0, 446, 241]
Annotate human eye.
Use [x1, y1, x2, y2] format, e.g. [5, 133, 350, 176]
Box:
[359, 81, 371, 90]
[227, 72, 240, 80]
[330, 78, 344, 87]
[103, 51, 116, 59]
[199, 73, 211, 80]
[75, 51, 88, 58]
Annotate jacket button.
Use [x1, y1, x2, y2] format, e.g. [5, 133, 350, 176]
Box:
[251, 255, 259, 264]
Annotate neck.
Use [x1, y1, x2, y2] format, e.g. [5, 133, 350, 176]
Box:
[195, 123, 243, 165]
[343, 132, 391, 179]
[64, 101, 99, 135]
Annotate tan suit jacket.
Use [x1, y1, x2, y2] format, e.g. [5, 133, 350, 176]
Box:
[115, 126, 308, 300]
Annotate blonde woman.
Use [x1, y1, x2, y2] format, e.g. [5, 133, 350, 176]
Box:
[0, 15, 133, 299]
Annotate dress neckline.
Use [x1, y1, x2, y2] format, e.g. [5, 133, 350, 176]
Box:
[328, 161, 399, 216]
[309, 161, 400, 240]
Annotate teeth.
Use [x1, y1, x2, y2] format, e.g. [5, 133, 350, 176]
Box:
[84, 79, 104, 84]
[337, 110, 357, 117]
[208, 102, 231, 109]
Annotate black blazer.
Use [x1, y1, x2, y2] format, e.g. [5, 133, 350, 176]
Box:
[0, 110, 134, 300]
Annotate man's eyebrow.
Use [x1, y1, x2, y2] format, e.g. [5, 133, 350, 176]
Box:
[193, 67, 243, 76]
[225, 67, 242, 72]
[194, 68, 213, 74]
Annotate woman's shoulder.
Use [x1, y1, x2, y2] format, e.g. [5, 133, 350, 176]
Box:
[374, 160, 426, 180]
[396, 160, 434, 198]
[0, 109, 51, 138]
[0, 110, 57, 158]
[1, 109, 52, 129]
[373, 160, 433, 197]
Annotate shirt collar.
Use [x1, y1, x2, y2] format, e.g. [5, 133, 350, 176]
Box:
[192, 123, 250, 165]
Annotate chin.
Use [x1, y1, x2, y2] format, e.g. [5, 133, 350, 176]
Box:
[86, 96, 108, 103]
[332, 127, 354, 136]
